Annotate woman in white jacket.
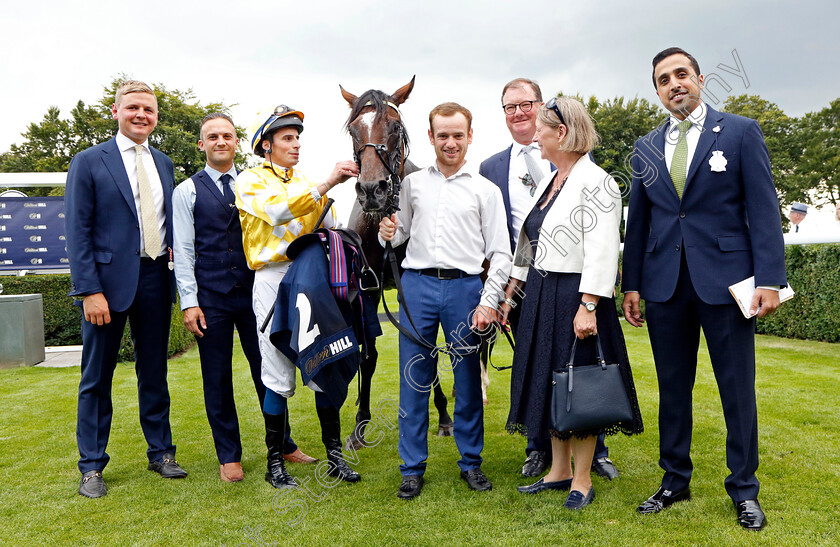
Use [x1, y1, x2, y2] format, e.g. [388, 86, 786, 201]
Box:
[502, 96, 643, 509]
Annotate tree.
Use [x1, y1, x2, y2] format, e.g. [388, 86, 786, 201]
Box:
[553, 93, 666, 204]
[0, 77, 249, 195]
[792, 98, 840, 208]
[587, 95, 667, 201]
[722, 95, 801, 208]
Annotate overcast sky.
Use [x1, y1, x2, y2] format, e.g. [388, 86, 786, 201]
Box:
[2, 0, 838, 218]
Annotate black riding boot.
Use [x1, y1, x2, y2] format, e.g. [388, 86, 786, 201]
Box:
[264, 412, 297, 489]
[316, 406, 361, 483]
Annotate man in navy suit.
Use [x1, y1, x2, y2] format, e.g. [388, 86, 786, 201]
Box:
[66, 80, 186, 498]
[172, 113, 316, 483]
[479, 78, 618, 482]
[622, 48, 786, 530]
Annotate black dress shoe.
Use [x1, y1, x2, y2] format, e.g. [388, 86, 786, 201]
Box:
[79, 470, 106, 498]
[563, 486, 595, 510]
[460, 468, 492, 491]
[148, 452, 188, 478]
[397, 475, 424, 500]
[734, 499, 767, 530]
[592, 457, 619, 480]
[517, 477, 572, 494]
[637, 486, 691, 513]
[521, 451, 548, 477]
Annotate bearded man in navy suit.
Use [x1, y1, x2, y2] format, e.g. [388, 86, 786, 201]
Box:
[622, 48, 786, 530]
[66, 80, 186, 498]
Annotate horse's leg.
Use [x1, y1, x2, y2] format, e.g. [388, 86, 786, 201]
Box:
[433, 371, 454, 436]
[346, 341, 378, 450]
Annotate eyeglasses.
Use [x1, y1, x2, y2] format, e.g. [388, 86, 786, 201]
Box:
[520, 173, 537, 196]
[545, 97, 566, 127]
[503, 100, 539, 115]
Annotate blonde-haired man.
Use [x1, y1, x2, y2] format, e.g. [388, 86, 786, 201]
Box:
[66, 80, 185, 498]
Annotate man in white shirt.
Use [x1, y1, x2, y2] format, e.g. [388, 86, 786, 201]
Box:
[623, 47, 786, 530]
[380, 102, 512, 500]
[66, 80, 185, 498]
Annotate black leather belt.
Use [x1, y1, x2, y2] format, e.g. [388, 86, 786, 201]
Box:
[416, 268, 471, 280]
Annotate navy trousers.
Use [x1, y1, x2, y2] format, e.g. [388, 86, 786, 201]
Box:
[398, 270, 485, 476]
[645, 254, 760, 502]
[196, 284, 297, 463]
[77, 259, 174, 473]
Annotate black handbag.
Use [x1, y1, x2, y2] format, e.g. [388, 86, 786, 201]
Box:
[550, 335, 633, 433]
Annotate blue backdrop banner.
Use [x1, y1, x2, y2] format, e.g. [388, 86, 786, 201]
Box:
[0, 196, 68, 271]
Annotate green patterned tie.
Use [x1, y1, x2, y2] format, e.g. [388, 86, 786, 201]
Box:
[670, 119, 692, 199]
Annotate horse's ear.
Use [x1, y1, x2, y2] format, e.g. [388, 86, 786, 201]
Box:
[340, 85, 357, 107]
[391, 76, 415, 106]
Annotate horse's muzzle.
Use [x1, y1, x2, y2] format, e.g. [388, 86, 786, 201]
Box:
[356, 180, 390, 213]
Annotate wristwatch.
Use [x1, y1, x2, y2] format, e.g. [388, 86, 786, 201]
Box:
[580, 300, 597, 312]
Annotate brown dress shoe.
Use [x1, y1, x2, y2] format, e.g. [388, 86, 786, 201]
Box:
[284, 448, 318, 464]
[220, 462, 244, 482]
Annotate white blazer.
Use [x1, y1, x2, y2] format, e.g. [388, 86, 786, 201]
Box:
[511, 154, 621, 298]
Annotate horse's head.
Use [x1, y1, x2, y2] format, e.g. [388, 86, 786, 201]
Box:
[341, 77, 414, 215]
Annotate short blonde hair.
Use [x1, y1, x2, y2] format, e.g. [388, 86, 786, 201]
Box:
[114, 80, 155, 108]
[537, 96, 600, 154]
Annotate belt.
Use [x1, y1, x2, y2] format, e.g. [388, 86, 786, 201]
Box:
[140, 254, 166, 264]
[416, 268, 472, 280]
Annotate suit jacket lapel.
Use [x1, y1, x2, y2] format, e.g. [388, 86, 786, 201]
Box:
[684, 105, 722, 194]
[101, 138, 139, 219]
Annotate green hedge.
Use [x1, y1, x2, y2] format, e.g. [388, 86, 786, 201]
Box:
[1, 273, 194, 360]
[615, 244, 840, 343]
[755, 244, 840, 342]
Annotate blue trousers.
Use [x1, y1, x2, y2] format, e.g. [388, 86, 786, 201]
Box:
[398, 270, 485, 476]
[77, 259, 173, 473]
[195, 284, 297, 463]
[646, 255, 759, 502]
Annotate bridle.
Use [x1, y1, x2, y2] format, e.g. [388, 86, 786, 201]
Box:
[351, 100, 406, 216]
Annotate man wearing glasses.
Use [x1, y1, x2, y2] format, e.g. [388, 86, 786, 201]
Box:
[480, 79, 619, 483]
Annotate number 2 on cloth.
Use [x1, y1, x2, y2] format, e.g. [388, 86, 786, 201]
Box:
[296, 293, 321, 350]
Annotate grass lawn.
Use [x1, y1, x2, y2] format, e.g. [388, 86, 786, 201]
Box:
[1, 319, 839, 546]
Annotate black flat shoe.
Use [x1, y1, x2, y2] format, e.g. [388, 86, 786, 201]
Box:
[460, 468, 492, 492]
[563, 487, 595, 510]
[521, 451, 548, 477]
[637, 486, 691, 513]
[735, 499, 767, 530]
[148, 453, 187, 479]
[79, 470, 106, 498]
[592, 457, 619, 480]
[397, 475, 424, 500]
[517, 477, 573, 494]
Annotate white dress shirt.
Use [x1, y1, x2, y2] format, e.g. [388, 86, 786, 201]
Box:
[115, 131, 167, 258]
[379, 162, 512, 307]
[508, 142, 552, 241]
[172, 164, 237, 309]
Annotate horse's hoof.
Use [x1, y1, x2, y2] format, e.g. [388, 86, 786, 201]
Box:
[346, 436, 366, 450]
[437, 423, 454, 437]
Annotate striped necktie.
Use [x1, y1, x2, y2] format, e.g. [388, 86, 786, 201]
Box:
[134, 145, 161, 257]
[670, 119, 692, 199]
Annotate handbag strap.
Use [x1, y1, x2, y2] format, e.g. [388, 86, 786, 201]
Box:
[563, 335, 609, 413]
[565, 335, 607, 370]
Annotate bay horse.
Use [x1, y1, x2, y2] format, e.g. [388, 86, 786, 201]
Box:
[339, 77, 456, 449]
